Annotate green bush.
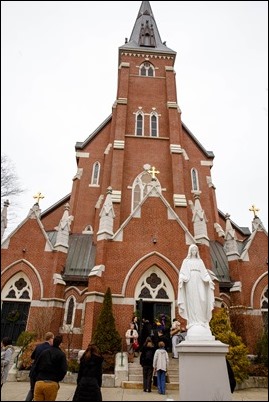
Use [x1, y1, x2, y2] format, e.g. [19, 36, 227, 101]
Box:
[67, 358, 80, 373]
[256, 329, 268, 366]
[15, 331, 37, 369]
[210, 309, 250, 384]
[92, 287, 122, 372]
[16, 331, 37, 348]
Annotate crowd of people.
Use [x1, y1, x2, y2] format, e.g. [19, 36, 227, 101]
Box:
[123, 313, 189, 395]
[1, 314, 183, 399]
[1, 311, 235, 399]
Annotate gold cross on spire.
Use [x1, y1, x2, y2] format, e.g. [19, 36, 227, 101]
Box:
[148, 166, 160, 180]
[33, 192, 45, 204]
[249, 204, 259, 218]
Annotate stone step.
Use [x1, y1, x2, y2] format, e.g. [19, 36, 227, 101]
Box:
[125, 353, 179, 389]
[122, 381, 179, 390]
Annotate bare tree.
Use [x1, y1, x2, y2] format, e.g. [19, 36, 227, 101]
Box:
[1, 154, 24, 199]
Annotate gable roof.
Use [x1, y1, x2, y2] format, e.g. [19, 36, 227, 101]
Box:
[112, 180, 196, 245]
[1, 204, 54, 251]
[240, 223, 268, 261]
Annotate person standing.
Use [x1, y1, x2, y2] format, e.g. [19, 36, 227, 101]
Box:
[1, 337, 14, 388]
[125, 322, 138, 363]
[72, 344, 104, 401]
[25, 332, 54, 401]
[139, 337, 155, 393]
[170, 318, 181, 359]
[131, 316, 140, 355]
[33, 335, 67, 401]
[153, 341, 169, 395]
[178, 326, 187, 343]
[178, 244, 215, 331]
[140, 319, 152, 346]
[132, 315, 139, 334]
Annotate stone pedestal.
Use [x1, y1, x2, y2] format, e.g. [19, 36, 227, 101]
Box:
[177, 340, 232, 401]
[114, 352, 128, 387]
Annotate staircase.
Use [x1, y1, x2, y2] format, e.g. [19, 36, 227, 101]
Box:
[122, 353, 179, 390]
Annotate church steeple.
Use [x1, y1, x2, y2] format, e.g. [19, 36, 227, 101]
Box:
[121, 1, 176, 54]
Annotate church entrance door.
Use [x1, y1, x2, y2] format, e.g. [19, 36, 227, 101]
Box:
[1, 301, 30, 344]
[136, 300, 171, 326]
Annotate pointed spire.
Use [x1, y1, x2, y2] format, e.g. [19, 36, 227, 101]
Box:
[121, 1, 176, 54]
[251, 216, 266, 232]
[97, 187, 115, 241]
[54, 203, 73, 252]
[223, 213, 240, 260]
[28, 202, 42, 219]
[192, 194, 209, 246]
[1, 200, 9, 241]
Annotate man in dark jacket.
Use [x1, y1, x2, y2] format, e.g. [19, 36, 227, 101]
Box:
[25, 332, 54, 401]
[33, 335, 67, 401]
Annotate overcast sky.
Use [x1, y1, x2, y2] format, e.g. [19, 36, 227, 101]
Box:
[1, 1, 268, 239]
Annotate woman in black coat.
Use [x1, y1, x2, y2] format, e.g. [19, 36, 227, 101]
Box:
[140, 337, 155, 393]
[72, 344, 104, 401]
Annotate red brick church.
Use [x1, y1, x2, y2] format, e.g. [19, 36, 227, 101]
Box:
[1, 1, 267, 355]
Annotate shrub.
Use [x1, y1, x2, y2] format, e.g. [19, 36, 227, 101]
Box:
[16, 331, 37, 348]
[210, 309, 250, 384]
[92, 287, 122, 373]
[15, 331, 37, 370]
[256, 329, 268, 366]
[67, 358, 80, 373]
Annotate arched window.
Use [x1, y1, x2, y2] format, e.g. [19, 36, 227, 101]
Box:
[66, 298, 74, 325]
[191, 168, 199, 191]
[131, 170, 161, 211]
[91, 161, 100, 185]
[139, 62, 155, 77]
[150, 113, 158, 137]
[64, 296, 76, 327]
[261, 287, 268, 329]
[136, 113, 144, 136]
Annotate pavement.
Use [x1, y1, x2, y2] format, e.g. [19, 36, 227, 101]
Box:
[1, 382, 268, 401]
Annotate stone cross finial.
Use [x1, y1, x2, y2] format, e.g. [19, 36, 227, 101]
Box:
[249, 204, 259, 218]
[33, 192, 44, 204]
[148, 166, 160, 180]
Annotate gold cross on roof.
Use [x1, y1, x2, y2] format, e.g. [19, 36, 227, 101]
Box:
[249, 204, 259, 218]
[148, 166, 160, 180]
[33, 192, 45, 204]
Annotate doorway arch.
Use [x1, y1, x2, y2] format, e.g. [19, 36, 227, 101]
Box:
[134, 265, 175, 324]
[1, 273, 32, 343]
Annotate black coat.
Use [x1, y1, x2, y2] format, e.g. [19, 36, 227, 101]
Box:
[33, 346, 67, 383]
[72, 377, 102, 402]
[226, 359, 236, 393]
[140, 345, 155, 367]
[72, 354, 104, 402]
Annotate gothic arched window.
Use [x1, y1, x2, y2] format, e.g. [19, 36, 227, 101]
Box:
[136, 113, 144, 136]
[191, 168, 199, 191]
[261, 287, 268, 329]
[91, 161, 100, 185]
[66, 298, 74, 325]
[139, 62, 155, 77]
[150, 113, 158, 137]
[131, 170, 161, 211]
[64, 296, 76, 327]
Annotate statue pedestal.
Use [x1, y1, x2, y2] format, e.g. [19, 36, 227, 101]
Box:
[177, 340, 232, 401]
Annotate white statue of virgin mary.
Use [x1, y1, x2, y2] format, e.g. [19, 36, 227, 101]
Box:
[178, 244, 215, 340]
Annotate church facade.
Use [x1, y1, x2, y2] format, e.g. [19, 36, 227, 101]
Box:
[1, 1, 268, 355]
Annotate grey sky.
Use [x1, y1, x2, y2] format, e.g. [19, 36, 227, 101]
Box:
[1, 1, 268, 237]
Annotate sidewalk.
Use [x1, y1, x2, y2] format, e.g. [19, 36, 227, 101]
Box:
[1, 381, 268, 401]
